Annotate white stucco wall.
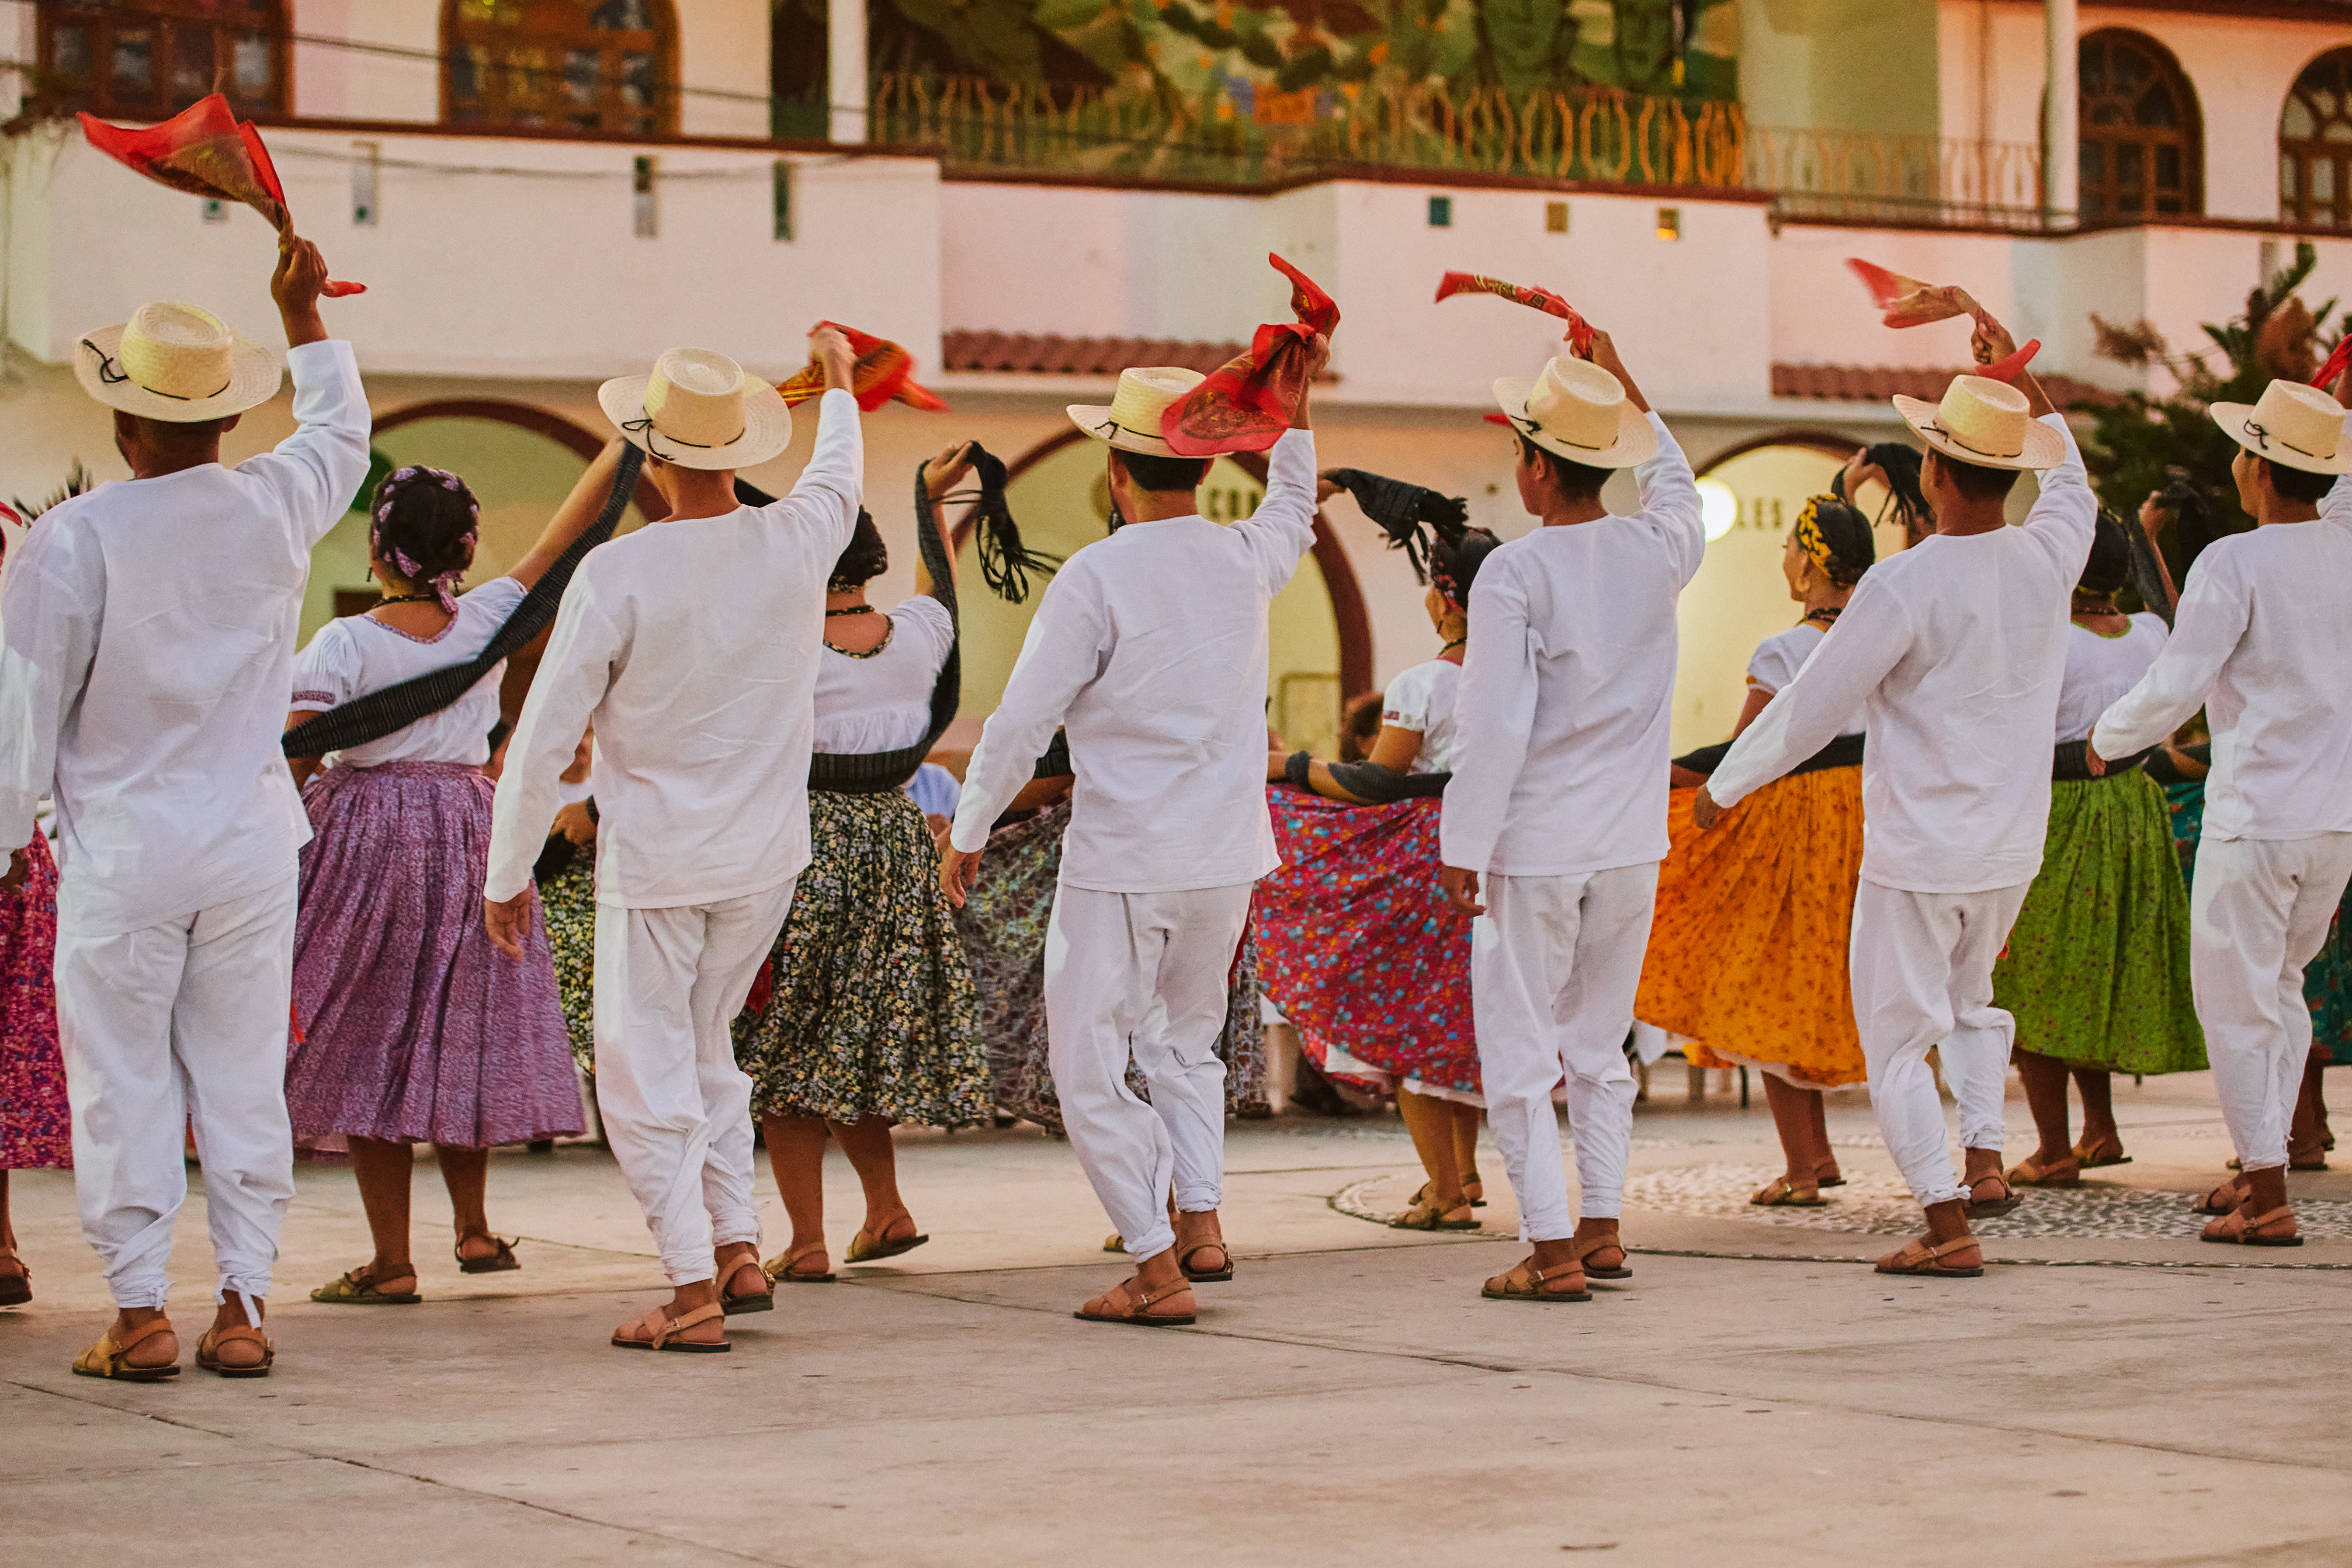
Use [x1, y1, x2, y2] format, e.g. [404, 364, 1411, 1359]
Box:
[291, 0, 439, 123]
[678, 0, 775, 140]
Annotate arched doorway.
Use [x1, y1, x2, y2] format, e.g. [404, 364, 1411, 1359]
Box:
[1674, 434, 1912, 753]
[2077, 30, 2203, 221]
[949, 429, 1370, 760]
[2281, 48, 2352, 230]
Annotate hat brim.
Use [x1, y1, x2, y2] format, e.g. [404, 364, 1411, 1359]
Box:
[598, 375, 793, 471]
[1491, 378, 1658, 468]
[1891, 394, 2068, 471]
[2207, 401, 2352, 475]
[1066, 402, 1199, 458]
[75, 325, 283, 423]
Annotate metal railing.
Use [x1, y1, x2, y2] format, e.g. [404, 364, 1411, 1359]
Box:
[1747, 126, 2045, 229]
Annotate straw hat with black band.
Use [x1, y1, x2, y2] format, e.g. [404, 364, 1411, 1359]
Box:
[1492, 355, 1657, 469]
[1067, 367, 1213, 458]
[1891, 374, 2066, 472]
[75, 301, 283, 423]
[2208, 378, 2352, 475]
[599, 347, 794, 471]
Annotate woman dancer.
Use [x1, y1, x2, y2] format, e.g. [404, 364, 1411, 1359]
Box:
[733, 444, 1006, 1284]
[1262, 475, 1498, 1229]
[285, 452, 621, 1304]
[1997, 505, 2203, 1190]
[1640, 494, 1876, 1207]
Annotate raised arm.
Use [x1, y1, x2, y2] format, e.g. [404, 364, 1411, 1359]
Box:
[779, 328, 863, 545]
[509, 439, 631, 591]
[914, 440, 975, 598]
[244, 235, 372, 541]
[1236, 332, 1329, 595]
[0, 529, 96, 864]
[2089, 554, 2248, 766]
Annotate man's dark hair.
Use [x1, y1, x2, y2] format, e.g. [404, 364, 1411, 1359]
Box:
[121, 412, 233, 460]
[1931, 449, 2022, 506]
[829, 509, 889, 590]
[2080, 509, 2132, 594]
[1518, 436, 1610, 503]
[2261, 456, 2335, 504]
[1114, 449, 1213, 493]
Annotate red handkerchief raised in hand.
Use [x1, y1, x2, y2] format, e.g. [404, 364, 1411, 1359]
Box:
[80, 94, 366, 296]
[2313, 334, 2352, 391]
[1161, 254, 1337, 458]
[1845, 257, 1974, 329]
[1434, 271, 1593, 356]
[776, 322, 949, 413]
[1979, 338, 2041, 382]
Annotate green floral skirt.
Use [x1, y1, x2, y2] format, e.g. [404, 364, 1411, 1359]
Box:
[1993, 769, 2206, 1074]
[732, 787, 990, 1127]
[539, 850, 599, 1074]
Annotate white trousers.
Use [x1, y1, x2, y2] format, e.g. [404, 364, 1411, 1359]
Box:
[1471, 866, 1655, 1238]
[592, 880, 795, 1285]
[53, 874, 300, 1310]
[1043, 881, 1251, 1263]
[1847, 879, 2029, 1207]
[2191, 833, 2352, 1174]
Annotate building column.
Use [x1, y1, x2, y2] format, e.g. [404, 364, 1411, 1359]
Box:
[829, 0, 868, 145]
[2043, 0, 2078, 223]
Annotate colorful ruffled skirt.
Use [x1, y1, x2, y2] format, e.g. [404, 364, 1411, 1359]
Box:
[0, 832, 70, 1169]
[286, 762, 583, 1147]
[1993, 770, 2204, 1073]
[1636, 768, 1866, 1089]
[1257, 790, 1479, 1100]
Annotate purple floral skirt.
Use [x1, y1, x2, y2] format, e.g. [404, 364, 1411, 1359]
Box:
[287, 761, 581, 1147]
[1, 832, 70, 1169]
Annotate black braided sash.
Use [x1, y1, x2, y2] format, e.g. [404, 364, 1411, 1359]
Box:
[283, 444, 647, 758]
[2053, 739, 2152, 782]
[1674, 731, 1865, 779]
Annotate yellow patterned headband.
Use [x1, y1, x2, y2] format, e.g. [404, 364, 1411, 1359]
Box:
[1792, 493, 1839, 574]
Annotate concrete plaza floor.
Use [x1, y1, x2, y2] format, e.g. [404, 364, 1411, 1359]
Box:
[4, 1069, 2349, 1568]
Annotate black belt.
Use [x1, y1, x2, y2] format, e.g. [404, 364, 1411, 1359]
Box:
[2052, 739, 2152, 782]
[1675, 731, 1863, 780]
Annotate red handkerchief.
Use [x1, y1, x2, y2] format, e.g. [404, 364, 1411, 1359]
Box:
[1846, 257, 1972, 329]
[1434, 271, 1593, 355]
[776, 322, 949, 413]
[1161, 254, 1338, 457]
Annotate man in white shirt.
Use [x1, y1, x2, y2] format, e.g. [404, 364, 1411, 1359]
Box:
[1440, 334, 1703, 1305]
[0, 239, 368, 1379]
[1695, 322, 2095, 1278]
[2089, 373, 2352, 1247]
[941, 348, 1326, 1327]
[485, 332, 860, 1353]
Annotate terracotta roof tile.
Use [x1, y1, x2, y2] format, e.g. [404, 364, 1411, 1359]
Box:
[1773, 362, 2120, 412]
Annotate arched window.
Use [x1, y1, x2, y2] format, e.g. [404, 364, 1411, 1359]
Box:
[35, 0, 288, 121]
[2282, 49, 2352, 230]
[443, 0, 679, 137]
[2078, 30, 2202, 220]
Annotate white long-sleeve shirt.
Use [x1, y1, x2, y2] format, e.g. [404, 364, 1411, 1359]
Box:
[1439, 413, 1703, 877]
[2092, 478, 2352, 842]
[0, 340, 371, 937]
[949, 427, 1320, 892]
[484, 389, 861, 908]
[1710, 413, 2097, 894]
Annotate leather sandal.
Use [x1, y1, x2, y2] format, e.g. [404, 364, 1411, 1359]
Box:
[2193, 1177, 2248, 1216]
[1750, 1176, 1827, 1207]
[196, 1322, 274, 1378]
[1481, 1259, 1591, 1303]
[455, 1234, 521, 1275]
[310, 1268, 421, 1305]
[611, 1301, 729, 1353]
[0, 1246, 29, 1308]
[1570, 1230, 1630, 1280]
[1073, 1276, 1195, 1328]
[2005, 1152, 2081, 1188]
[1873, 1234, 1984, 1277]
[1964, 1172, 2021, 1218]
[1177, 1238, 1234, 1282]
[2072, 1134, 2131, 1169]
[1390, 1195, 1481, 1230]
[844, 1221, 928, 1263]
[763, 1244, 835, 1284]
[717, 1254, 774, 1315]
[1815, 1158, 1847, 1190]
[1413, 1179, 1488, 1211]
[2201, 1204, 2302, 1247]
[71, 1317, 180, 1381]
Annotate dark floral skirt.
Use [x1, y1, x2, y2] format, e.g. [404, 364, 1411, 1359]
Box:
[732, 788, 990, 1127]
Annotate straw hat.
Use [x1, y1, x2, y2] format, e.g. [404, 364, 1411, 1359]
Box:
[74, 302, 282, 422]
[1491, 356, 1656, 468]
[598, 347, 792, 470]
[1891, 375, 2065, 471]
[2209, 378, 2352, 475]
[1067, 367, 1210, 458]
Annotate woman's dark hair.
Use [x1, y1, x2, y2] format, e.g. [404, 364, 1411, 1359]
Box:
[2081, 508, 2133, 594]
[829, 509, 889, 590]
[1114, 449, 1213, 493]
[1519, 436, 1611, 503]
[371, 465, 481, 597]
[1339, 691, 1385, 763]
[1431, 526, 1503, 607]
[1808, 496, 1876, 587]
[2261, 456, 2336, 504]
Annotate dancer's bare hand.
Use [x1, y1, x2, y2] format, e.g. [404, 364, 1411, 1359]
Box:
[940, 844, 982, 908]
[1691, 786, 1724, 830]
[1316, 470, 1346, 503]
[2138, 491, 2171, 538]
[552, 801, 597, 847]
[272, 233, 332, 347]
[1968, 309, 2016, 368]
[923, 440, 977, 501]
[1440, 866, 1484, 916]
[2083, 745, 2108, 778]
[485, 889, 537, 959]
[1, 848, 26, 893]
[810, 326, 855, 392]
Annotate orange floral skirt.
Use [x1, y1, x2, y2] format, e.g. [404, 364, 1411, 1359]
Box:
[1635, 766, 1866, 1089]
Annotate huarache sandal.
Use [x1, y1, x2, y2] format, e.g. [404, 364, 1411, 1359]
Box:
[717, 1254, 774, 1315]
[2072, 1134, 2131, 1169]
[2005, 1152, 2081, 1188]
[1814, 1158, 1847, 1190]
[1570, 1230, 1631, 1280]
[1413, 1179, 1489, 1211]
[1873, 1234, 1984, 1277]
[1103, 1233, 1127, 1254]
[2193, 1178, 2248, 1216]
[1390, 1195, 1481, 1231]
[1750, 1176, 1827, 1207]
[1177, 1238, 1235, 1282]
[2201, 1204, 2302, 1247]
[1074, 1277, 1195, 1328]
[0, 1247, 29, 1308]
[310, 1268, 421, 1305]
[844, 1220, 928, 1264]
[455, 1234, 521, 1274]
[195, 1322, 274, 1378]
[70, 1317, 180, 1381]
[1964, 1172, 2021, 1218]
[611, 1301, 729, 1353]
[1481, 1259, 1591, 1303]
[763, 1244, 835, 1284]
